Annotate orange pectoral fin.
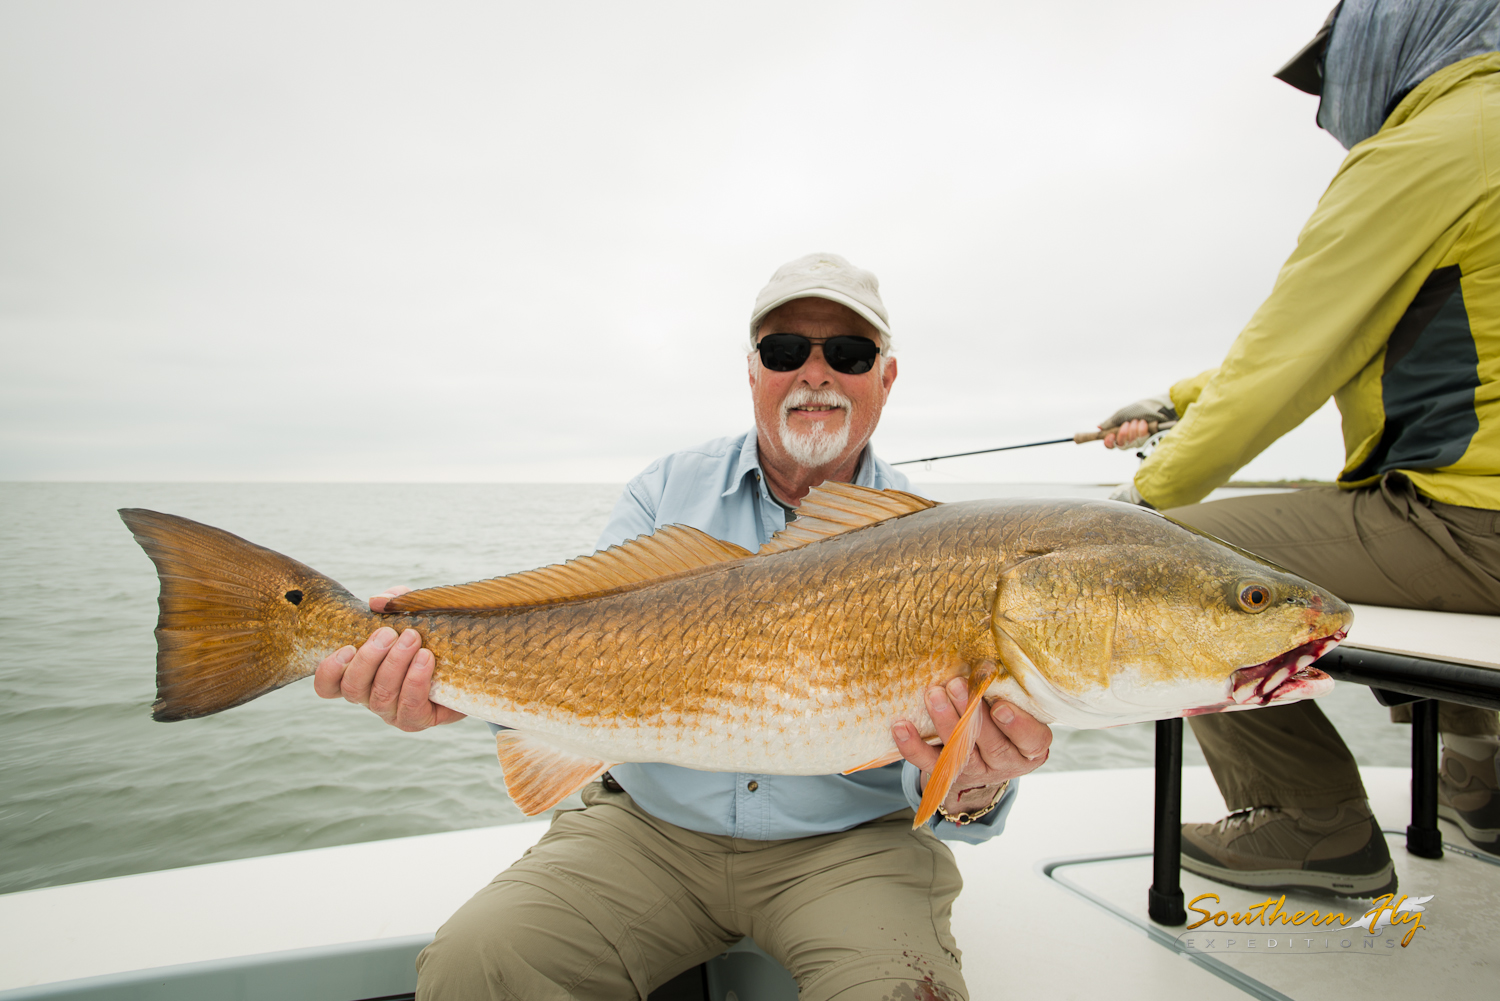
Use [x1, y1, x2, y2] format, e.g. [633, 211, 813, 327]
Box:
[495, 731, 616, 815]
[913, 663, 998, 828]
[843, 733, 943, 775]
[842, 749, 906, 774]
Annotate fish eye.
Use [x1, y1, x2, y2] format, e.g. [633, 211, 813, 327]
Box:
[1236, 582, 1273, 613]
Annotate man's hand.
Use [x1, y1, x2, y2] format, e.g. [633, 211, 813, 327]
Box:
[1100, 394, 1176, 450]
[892, 664, 1052, 819]
[313, 586, 467, 731]
[1102, 418, 1152, 450]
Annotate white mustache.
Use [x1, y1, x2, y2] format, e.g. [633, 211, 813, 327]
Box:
[782, 387, 851, 413]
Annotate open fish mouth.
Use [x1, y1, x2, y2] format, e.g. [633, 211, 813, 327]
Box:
[1184, 630, 1344, 717]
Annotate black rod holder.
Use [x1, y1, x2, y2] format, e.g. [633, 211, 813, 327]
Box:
[1319, 646, 1500, 711]
[1149, 717, 1187, 925]
[1407, 699, 1443, 858]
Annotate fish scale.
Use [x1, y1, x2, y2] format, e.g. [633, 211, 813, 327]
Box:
[433, 508, 993, 772]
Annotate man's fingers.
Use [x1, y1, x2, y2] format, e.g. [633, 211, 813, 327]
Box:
[393, 646, 469, 730]
[924, 683, 963, 743]
[900, 676, 1052, 785]
[929, 677, 1002, 758]
[1102, 419, 1150, 450]
[943, 677, 1001, 778]
[991, 700, 1053, 761]
[944, 677, 970, 711]
[307, 608, 453, 730]
[368, 585, 413, 614]
[367, 629, 422, 719]
[338, 627, 398, 704]
[893, 720, 940, 770]
[393, 648, 443, 731]
[927, 679, 1004, 782]
[313, 646, 356, 699]
[968, 701, 1018, 774]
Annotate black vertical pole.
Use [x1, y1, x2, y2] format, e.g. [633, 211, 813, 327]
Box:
[1407, 698, 1443, 858]
[1149, 717, 1187, 925]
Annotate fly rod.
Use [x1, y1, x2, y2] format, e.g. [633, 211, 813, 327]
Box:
[891, 420, 1176, 466]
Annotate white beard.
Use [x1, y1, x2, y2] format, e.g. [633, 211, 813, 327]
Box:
[778, 387, 853, 467]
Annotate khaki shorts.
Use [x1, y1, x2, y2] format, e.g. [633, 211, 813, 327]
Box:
[416, 781, 968, 1001]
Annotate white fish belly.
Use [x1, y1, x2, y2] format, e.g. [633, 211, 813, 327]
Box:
[432, 678, 933, 773]
[989, 665, 1233, 728]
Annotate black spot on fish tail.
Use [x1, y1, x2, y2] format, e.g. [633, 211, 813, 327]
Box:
[285, 590, 303, 605]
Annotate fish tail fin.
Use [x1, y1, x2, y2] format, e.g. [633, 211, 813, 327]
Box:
[913, 663, 998, 828]
[119, 508, 361, 721]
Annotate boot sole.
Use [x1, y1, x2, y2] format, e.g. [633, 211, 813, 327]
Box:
[1180, 853, 1397, 899]
[1438, 804, 1500, 854]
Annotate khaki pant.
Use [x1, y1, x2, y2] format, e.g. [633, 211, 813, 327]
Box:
[416, 782, 967, 1001]
[1165, 474, 1500, 811]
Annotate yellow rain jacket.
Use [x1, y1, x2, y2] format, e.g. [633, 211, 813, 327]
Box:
[1136, 54, 1500, 512]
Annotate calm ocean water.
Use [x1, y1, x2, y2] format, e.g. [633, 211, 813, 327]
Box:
[0, 482, 1409, 895]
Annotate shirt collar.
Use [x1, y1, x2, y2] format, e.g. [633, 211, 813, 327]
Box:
[725, 430, 766, 498]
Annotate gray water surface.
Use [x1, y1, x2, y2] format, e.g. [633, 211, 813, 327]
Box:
[0, 483, 1409, 894]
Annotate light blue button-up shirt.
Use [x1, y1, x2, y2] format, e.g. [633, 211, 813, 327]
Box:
[591, 429, 1016, 844]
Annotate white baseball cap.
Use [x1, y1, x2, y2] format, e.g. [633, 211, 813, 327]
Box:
[749, 253, 891, 344]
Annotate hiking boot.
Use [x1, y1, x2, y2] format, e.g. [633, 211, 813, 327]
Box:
[1181, 798, 1396, 898]
[1439, 744, 1500, 854]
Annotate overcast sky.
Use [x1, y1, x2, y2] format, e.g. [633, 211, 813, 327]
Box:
[1, 0, 1352, 484]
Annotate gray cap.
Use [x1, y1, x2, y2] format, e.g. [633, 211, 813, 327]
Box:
[749, 253, 891, 342]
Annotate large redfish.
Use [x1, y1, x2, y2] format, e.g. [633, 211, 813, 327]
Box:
[120, 484, 1349, 825]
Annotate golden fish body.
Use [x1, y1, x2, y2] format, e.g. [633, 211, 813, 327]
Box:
[121, 486, 1351, 818]
[426, 500, 1005, 776]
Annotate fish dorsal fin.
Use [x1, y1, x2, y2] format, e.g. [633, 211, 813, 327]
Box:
[758, 483, 938, 555]
[383, 525, 753, 612]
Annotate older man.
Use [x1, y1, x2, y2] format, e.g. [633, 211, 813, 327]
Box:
[314, 253, 1053, 1001]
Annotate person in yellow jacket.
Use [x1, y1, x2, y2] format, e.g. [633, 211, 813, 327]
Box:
[1105, 0, 1500, 896]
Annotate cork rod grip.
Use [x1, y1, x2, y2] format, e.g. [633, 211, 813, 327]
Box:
[1074, 419, 1176, 444]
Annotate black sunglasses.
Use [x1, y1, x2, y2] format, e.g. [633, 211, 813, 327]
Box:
[756, 333, 881, 375]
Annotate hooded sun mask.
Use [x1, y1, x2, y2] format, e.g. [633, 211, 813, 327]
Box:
[1314, 0, 1499, 150]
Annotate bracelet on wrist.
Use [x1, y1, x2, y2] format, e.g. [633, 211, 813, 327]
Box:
[935, 779, 1010, 826]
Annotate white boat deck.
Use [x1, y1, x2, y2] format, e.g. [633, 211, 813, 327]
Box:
[1344, 602, 1500, 669]
[2, 766, 1495, 1000]
[956, 767, 1498, 1001]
